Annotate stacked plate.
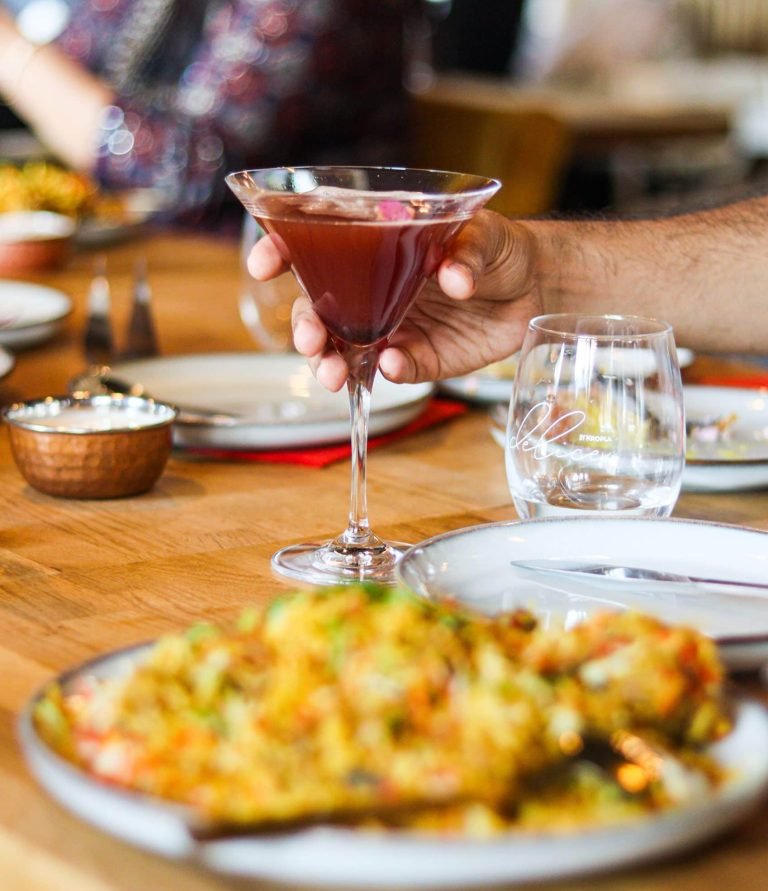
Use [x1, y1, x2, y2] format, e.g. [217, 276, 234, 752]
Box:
[74, 353, 435, 450]
[0, 280, 72, 352]
[684, 384, 768, 491]
[0, 279, 73, 380]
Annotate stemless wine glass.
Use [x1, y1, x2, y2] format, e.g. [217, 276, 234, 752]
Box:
[238, 213, 298, 351]
[226, 166, 500, 585]
[506, 313, 685, 519]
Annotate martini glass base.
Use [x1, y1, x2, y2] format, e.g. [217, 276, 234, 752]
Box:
[271, 540, 411, 587]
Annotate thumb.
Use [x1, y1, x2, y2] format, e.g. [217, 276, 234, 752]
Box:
[439, 210, 534, 303]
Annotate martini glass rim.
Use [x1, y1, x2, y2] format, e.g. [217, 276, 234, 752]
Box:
[225, 164, 501, 202]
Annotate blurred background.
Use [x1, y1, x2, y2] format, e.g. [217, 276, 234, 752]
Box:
[412, 0, 768, 219]
[4, 0, 768, 224]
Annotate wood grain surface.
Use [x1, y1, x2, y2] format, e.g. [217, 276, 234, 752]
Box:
[0, 230, 766, 891]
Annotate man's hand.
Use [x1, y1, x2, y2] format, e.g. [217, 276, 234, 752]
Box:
[247, 210, 543, 390]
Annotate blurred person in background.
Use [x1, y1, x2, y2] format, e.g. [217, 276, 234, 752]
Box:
[0, 0, 419, 226]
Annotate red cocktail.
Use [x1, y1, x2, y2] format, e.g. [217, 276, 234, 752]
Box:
[255, 199, 464, 350]
[226, 167, 500, 584]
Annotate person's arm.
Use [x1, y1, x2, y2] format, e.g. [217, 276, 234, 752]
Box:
[247, 195, 768, 389]
[532, 196, 768, 354]
[0, 10, 113, 170]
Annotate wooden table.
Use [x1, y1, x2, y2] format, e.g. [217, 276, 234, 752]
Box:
[1, 230, 767, 891]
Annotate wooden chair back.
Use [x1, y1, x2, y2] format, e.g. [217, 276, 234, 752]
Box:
[677, 0, 768, 55]
[408, 92, 571, 218]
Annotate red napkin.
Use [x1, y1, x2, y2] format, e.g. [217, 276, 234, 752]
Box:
[692, 373, 768, 389]
[187, 398, 469, 468]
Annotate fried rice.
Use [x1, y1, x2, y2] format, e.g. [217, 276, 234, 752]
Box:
[33, 584, 731, 836]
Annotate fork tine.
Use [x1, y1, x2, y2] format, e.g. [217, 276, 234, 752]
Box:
[83, 255, 115, 367]
[122, 258, 159, 360]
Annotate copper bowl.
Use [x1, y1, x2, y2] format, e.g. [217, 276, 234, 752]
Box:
[2, 394, 178, 499]
[0, 211, 76, 274]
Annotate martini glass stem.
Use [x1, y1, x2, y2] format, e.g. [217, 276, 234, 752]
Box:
[334, 346, 384, 552]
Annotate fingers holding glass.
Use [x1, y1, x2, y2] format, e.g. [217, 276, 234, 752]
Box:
[226, 165, 499, 585]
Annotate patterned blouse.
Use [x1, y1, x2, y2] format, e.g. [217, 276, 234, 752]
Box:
[54, 0, 418, 223]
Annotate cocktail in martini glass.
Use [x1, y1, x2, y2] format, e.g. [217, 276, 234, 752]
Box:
[226, 166, 500, 585]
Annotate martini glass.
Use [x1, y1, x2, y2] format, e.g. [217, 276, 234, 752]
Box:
[226, 166, 500, 585]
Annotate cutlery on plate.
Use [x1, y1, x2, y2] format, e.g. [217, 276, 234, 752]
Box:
[68, 368, 243, 426]
[509, 559, 768, 593]
[68, 369, 309, 427]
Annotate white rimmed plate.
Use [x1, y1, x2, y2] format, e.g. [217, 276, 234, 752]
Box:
[18, 644, 768, 888]
[440, 348, 695, 405]
[486, 385, 768, 493]
[0, 280, 72, 349]
[398, 517, 768, 671]
[75, 188, 169, 247]
[0, 210, 76, 243]
[684, 385, 768, 492]
[96, 353, 435, 450]
[0, 345, 15, 379]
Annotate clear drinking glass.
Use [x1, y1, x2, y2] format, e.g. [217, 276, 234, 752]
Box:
[226, 166, 500, 585]
[505, 313, 685, 519]
[238, 213, 297, 351]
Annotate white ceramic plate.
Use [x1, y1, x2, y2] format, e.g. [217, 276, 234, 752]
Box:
[487, 384, 768, 493]
[18, 645, 768, 888]
[0, 210, 76, 243]
[684, 385, 768, 491]
[0, 345, 15, 379]
[0, 280, 72, 349]
[75, 188, 168, 247]
[102, 353, 435, 450]
[440, 348, 695, 404]
[399, 517, 768, 671]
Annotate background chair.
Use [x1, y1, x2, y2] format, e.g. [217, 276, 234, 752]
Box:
[408, 92, 571, 218]
[677, 0, 768, 55]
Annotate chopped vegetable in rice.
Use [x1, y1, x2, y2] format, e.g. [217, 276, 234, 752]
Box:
[34, 584, 731, 836]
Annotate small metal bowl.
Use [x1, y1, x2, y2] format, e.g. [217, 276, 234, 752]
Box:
[2, 394, 178, 499]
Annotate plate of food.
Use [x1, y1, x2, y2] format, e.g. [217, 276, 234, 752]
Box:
[0, 344, 15, 379]
[0, 160, 167, 247]
[70, 353, 435, 450]
[0, 159, 92, 218]
[0, 280, 72, 349]
[19, 584, 768, 888]
[441, 348, 695, 405]
[683, 385, 768, 491]
[398, 517, 768, 672]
